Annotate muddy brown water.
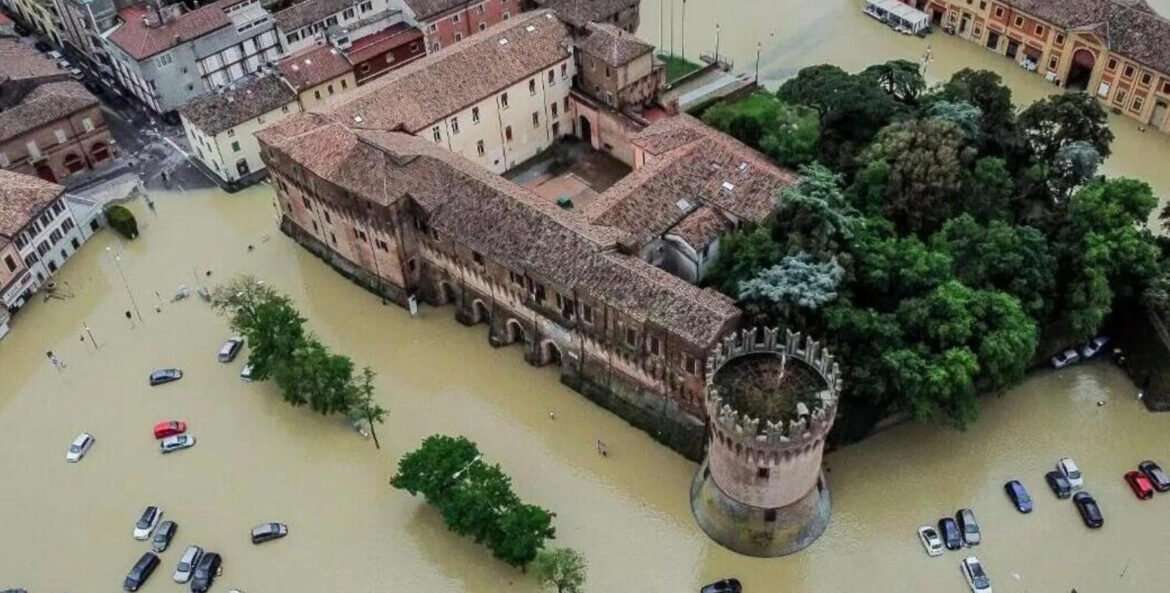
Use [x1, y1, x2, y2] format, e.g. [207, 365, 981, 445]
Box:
[3, 7, 1170, 587]
[642, 0, 1170, 227]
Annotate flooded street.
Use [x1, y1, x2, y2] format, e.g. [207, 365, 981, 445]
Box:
[1, 181, 1169, 592]
[640, 0, 1170, 226]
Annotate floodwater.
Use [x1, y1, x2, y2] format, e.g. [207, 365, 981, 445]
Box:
[2, 185, 1169, 592]
[640, 0, 1170, 227]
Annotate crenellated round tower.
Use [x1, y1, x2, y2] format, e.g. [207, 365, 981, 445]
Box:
[689, 327, 841, 557]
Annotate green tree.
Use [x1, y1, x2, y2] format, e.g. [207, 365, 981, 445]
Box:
[1018, 92, 1114, 162]
[703, 226, 786, 298]
[271, 337, 356, 415]
[1050, 140, 1101, 200]
[960, 157, 1015, 223]
[860, 59, 926, 104]
[487, 502, 557, 568]
[849, 226, 954, 309]
[348, 366, 387, 449]
[822, 303, 907, 440]
[211, 275, 306, 382]
[857, 118, 969, 235]
[926, 100, 983, 140]
[738, 253, 843, 326]
[774, 163, 863, 258]
[701, 92, 820, 166]
[442, 462, 519, 543]
[390, 434, 481, 504]
[533, 548, 587, 593]
[933, 68, 1022, 158]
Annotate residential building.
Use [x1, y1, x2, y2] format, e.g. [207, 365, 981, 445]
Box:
[180, 73, 299, 184]
[0, 13, 16, 37]
[53, 0, 119, 74]
[403, 0, 521, 53]
[574, 22, 662, 110]
[9, 0, 64, 45]
[0, 169, 89, 313]
[329, 10, 575, 173]
[273, 0, 394, 53]
[0, 39, 114, 183]
[926, 0, 1170, 134]
[276, 43, 355, 109]
[102, 0, 283, 114]
[527, 0, 640, 35]
[346, 20, 424, 84]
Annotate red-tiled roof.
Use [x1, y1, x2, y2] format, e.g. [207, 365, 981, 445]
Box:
[108, 1, 242, 60]
[345, 22, 423, 64]
[1008, 0, 1170, 74]
[0, 169, 63, 238]
[278, 44, 352, 91]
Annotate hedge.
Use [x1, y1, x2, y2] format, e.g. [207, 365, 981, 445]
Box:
[104, 204, 138, 239]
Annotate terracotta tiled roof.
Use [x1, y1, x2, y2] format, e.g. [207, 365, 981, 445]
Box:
[0, 80, 99, 143]
[258, 118, 740, 346]
[0, 39, 64, 82]
[670, 205, 731, 250]
[401, 0, 474, 20]
[323, 10, 571, 132]
[589, 114, 797, 246]
[577, 22, 651, 67]
[0, 169, 63, 238]
[108, 1, 241, 60]
[274, 0, 357, 31]
[345, 22, 423, 64]
[180, 75, 296, 135]
[277, 45, 352, 91]
[532, 0, 640, 28]
[1008, 0, 1170, 73]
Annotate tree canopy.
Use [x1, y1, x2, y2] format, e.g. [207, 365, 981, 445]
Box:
[533, 548, 587, 593]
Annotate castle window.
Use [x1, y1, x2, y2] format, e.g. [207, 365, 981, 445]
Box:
[1034, 24, 1043, 36]
[581, 302, 593, 323]
[649, 336, 661, 356]
[757, 467, 770, 480]
[529, 79, 536, 95]
[994, 6, 1003, 17]
[1055, 33, 1065, 45]
[302, 197, 312, 210]
[625, 327, 636, 347]
[1141, 72, 1153, 86]
[472, 251, 484, 265]
[509, 270, 524, 286]
[323, 211, 332, 224]
[1107, 58, 1118, 71]
[1013, 15, 1023, 27]
[684, 355, 698, 375]
[1124, 65, 1135, 78]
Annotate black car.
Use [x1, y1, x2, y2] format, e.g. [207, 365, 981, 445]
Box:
[250, 522, 289, 544]
[1073, 492, 1104, 528]
[1139, 460, 1170, 492]
[149, 368, 183, 386]
[1045, 470, 1072, 499]
[123, 552, 160, 592]
[152, 520, 177, 553]
[1004, 479, 1033, 513]
[699, 578, 742, 593]
[33, 40, 50, 52]
[191, 552, 221, 593]
[955, 508, 980, 546]
[2, 589, 29, 593]
[938, 517, 962, 550]
[13, 24, 29, 36]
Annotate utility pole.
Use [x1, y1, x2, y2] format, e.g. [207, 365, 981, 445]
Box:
[715, 23, 720, 66]
[669, 0, 674, 57]
[107, 247, 142, 323]
[755, 41, 762, 84]
[680, 0, 686, 60]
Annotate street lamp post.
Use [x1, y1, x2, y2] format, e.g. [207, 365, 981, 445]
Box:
[755, 41, 762, 84]
[107, 247, 143, 323]
[680, 0, 686, 60]
[715, 23, 720, 66]
[83, 322, 98, 350]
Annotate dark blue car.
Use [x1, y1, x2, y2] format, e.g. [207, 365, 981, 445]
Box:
[1004, 479, 1033, 513]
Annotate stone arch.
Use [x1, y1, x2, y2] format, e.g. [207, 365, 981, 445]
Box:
[438, 281, 456, 305]
[538, 339, 563, 366]
[1067, 48, 1097, 91]
[471, 299, 490, 324]
[63, 153, 85, 173]
[504, 318, 526, 345]
[90, 141, 110, 162]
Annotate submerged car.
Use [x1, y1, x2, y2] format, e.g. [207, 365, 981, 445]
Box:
[240, 364, 253, 382]
[172, 545, 204, 583]
[1080, 335, 1111, 359]
[1051, 349, 1080, 369]
[190, 552, 222, 593]
[1138, 460, 1170, 492]
[699, 578, 742, 593]
[917, 525, 944, 557]
[218, 337, 243, 362]
[250, 522, 288, 544]
[133, 506, 162, 539]
[1073, 492, 1104, 528]
[160, 434, 196, 454]
[149, 368, 183, 386]
[956, 509, 981, 546]
[1125, 470, 1154, 500]
[123, 552, 159, 592]
[152, 520, 178, 552]
[153, 421, 187, 439]
[961, 556, 992, 593]
[65, 432, 94, 462]
[938, 517, 962, 550]
[1045, 471, 1072, 499]
[1057, 457, 1084, 489]
[1004, 480, 1033, 513]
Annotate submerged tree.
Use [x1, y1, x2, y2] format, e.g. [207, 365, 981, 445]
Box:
[532, 548, 587, 593]
[349, 366, 387, 449]
[211, 275, 306, 382]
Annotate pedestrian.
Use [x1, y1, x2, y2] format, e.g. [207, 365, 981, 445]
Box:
[549, 411, 556, 420]
[596, 440, 608, 457]
[46, 350, 65, 370]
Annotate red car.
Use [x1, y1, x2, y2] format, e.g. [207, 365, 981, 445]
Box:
[1125, 470, 1154, 500]
[153, 421, 187, 439]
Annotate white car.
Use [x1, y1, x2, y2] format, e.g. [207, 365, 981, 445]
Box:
[160, 434, 196, 454]
[917, 525, 944, 557]
[1058, 457, 1084, 489]
[1080, 336, 1111, 359]
[240, 364, 253, 382]
[46, 50, 63, 60]
[173, 545, 203, 583]
[65, 432, 94, 462]
[133, 505, 162, 539]
[66, 67, 84, 80]
[55, 59, 71, 70]
[961, 556, 992, 593]
[1050, 349, 1080, 369]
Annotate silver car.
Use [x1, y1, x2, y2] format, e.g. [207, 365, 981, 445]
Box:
[173, 545, 203, 583]
[160, 434, 196, 454]
[65, 432, 94, 462]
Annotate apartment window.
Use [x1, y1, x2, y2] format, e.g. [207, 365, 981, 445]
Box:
[472, 250, 484, 265]
[1162, 81, 1170, 95]
[1141, 72, 1153, 86]
[548, 69, 555, 85]
[314, 90, 322, 100]
[529, 79, 536, 95]
[1013, 16, 1023, 27]
[502, 11, 509, 20]
[230, 141, 240, 153]
[684, 355, 698, 375]
[4, 254, 15, 272]
[1132, 97, 1144, 111]
[324, 211, 332, 224]
[61, 217, 73, 232]
[343, 8, 354, 19]
[1107, 58, 1118, 71]
[532, 112, 539, 127]
[428, 23, 437, 33]
[432, 126, 442, 142]
[302, 197, 312, 209]
[1034, 24, 1044, 35]
[1055, 33, 1065, 44]
[450, 117, 460, 134]
[432, 43, 440, 52]
[36, 241, 50, 256]
[452, 13, 460, 23]
[561, 63, 568, 79]
[1048, 57, 1058, 70]
[287, 32, 300, 44]
[994, 6, 1003, 17]
[505, 125, 513, 141]
[551, 102, 558, 117]
[360, 1, 372, 12]
[155, 52, 173, 67]
[341, 79, 348, 90]
[978, 0, 986, 9]
[476, 140, 485, 156]
[455, 33, 462, 42]
[581, 302, 593, 323]
[1124, 65, 1135, 78]
[649, 336, 661, 356]
[500, 93, 509, 108]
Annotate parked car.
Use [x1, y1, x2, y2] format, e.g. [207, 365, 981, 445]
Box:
[153, 420, 187, 439]
[699, 578, 742, 593]
[190, 552, 221, 593]
[956, 509, 980, 546]
[250, 522, 288, 544]
[1051, 349, 1080, 369]
[33, 40, 50, 52]
[960, 556, 992, 593]
[1125, 470, 1155, 500]
[917, 525, 944, 557]
[45, 50, 62, 60]
[123, 552, 160, 592]
[1045, 471, 1072, 499]
[12, 24, 30, 36]
[240, 364, 253, 382]
[55, 59, 71, 70]
[133, 505, 162, 539]
[149, 368, 183, 386]
[1080, 335, 1111, 359]
[1057, 457, 1084, 489]
[218, 337, 243, 362]
[938, 517, 962, 550]
[66, 67, 84, 80]
[1138, 460, 1170, 492]
[65, 432, 94, 462]
[1073, 492, 1104, 528]
[173, 545, 204, 583]
[160, 434, 196, 454]
[152, 520, 178, 552]
[1004, 480, 1033, 513]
